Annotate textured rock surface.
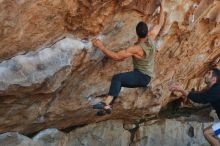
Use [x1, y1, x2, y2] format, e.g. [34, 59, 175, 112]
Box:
[0, 119, 212, 146]
[66, 120, 130, 146]
[0, 132, 40, 146]
[0, 0, 220, 138]
[32, 128, 66, 146]
[132, 120, 210, 146]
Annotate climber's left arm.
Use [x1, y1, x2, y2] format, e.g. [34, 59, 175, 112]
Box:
[148, 0, 165, 40]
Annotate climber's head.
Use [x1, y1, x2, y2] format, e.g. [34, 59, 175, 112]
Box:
[136, 21, 148, 38]
[205, 68, 220, 85]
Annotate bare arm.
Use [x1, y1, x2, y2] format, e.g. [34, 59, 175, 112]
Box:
[148, 1, 165, 40]
[92, 39, 140, 61]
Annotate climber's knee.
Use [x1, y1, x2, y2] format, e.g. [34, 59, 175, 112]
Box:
[112, 74, 121, 82]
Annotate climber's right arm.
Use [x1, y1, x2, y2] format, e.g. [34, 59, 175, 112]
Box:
[92, 39, 142, 61]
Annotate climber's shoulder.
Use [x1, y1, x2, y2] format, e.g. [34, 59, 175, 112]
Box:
[125, 45, 143, 55]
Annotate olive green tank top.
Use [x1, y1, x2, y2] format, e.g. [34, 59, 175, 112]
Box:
[132, 38, 156, 77]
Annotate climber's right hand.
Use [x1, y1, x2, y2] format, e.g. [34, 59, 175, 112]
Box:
[92, 39, 105, 49]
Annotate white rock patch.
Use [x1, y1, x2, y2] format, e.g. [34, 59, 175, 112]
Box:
[0, 36, 104, 90]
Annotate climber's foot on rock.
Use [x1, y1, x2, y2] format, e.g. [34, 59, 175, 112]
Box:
[96, 108, 112, 116]
[93, 102, 112, 116]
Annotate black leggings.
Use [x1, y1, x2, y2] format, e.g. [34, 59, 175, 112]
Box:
[108, 69, 151, 97]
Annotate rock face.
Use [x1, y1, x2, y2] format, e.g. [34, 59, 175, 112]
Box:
[32, 128, 66, 146]
[0, 119, 211, 146]
[0, 0, 220, 142]
[0, 132, 40, 146]
[132, 120, 210, 146]
[66, 120, 130, 146]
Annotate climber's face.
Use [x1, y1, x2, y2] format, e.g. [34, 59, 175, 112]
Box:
[204, 70, 215, 85]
